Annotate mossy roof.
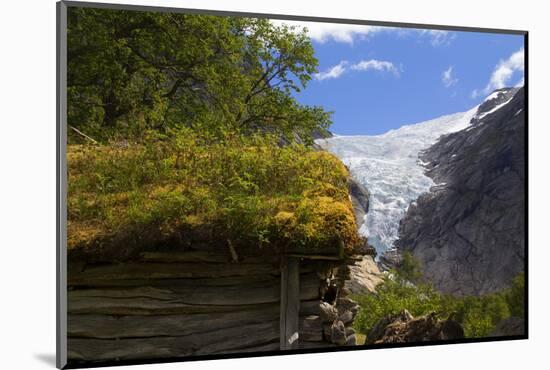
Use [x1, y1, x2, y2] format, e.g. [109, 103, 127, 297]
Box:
[67, 135, 360, 261]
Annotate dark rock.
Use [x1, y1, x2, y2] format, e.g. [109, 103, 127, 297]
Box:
[395, 87, 525, 295]
[367, 310, 464, 344]
[353, 237, 377, 257]
[338, 310, 354, 325]
[330, 321, 347, 345]
[344, 334, 357, 346]
[368, 310, 414, 342]
[489, 317, 525, 337]
[349, 177, 370, 229]
[471, 88, 520, 125]
[378, 249, 402, 271]
[319, 302, 339, 323]
[336, 297, 359, 314]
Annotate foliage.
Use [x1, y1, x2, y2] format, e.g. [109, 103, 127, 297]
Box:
[353, 276, 443, 337]
[352, 253, 525, 339]
[505, 272, 525, 317]
[440, 293, 510, 337]
[67, 8, 331, 144]
[396, 251, 423, 284]
[67, 129, 359, 255]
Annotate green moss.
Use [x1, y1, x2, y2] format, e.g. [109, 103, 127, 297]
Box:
[67, 128, 360, 257]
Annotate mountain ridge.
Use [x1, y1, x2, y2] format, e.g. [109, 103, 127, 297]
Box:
[395, 87, 525, 295]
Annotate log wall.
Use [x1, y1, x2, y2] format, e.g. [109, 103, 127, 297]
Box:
[67, 249, 360, 364]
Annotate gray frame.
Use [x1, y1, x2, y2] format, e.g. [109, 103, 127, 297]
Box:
[56, 2, 67, 368]
[56, 2, 528, 369]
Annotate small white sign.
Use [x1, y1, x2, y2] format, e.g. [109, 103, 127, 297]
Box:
[288, 332, 299, 344]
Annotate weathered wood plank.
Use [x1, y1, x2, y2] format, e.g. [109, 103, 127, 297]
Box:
[68, 272, 319, 314]
[68, 261, 317, 285]
[68, 262, 281, 285]
[300, 273, 321, 301]
[69, 279, 280, 306]
[300, 300, 322, 316]
[287, 254, 343, 261]
[280, 257, 300, 350]
[139, 251, 278, 264]
[68, 274, 278, 288]
[68, 296, 280, 316]
[68, 306, 279, 339]
[299, 315, 323, 342]
[68, 321, 279, 362]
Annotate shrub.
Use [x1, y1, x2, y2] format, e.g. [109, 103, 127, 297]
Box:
[353, 276, 443, 336]
[67, 128, 360, 256]
[505, 273, 525, 317]
[352, 253, 524, 339]
[397, 251, 423, 284]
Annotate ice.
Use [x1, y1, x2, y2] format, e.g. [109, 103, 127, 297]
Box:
[316, 106, 478, 256]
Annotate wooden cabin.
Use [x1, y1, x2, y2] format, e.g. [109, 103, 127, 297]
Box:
[67, 241, 365, 365]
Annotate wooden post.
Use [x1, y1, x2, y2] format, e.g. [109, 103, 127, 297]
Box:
[280, 256, 300, 350]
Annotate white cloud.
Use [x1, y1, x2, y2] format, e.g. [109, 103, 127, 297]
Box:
[271, 20, 456, 46]
[472, 47, 524, 98]
[351, 59, 400, 76]
[419, 30, 456, 46]
[442, 65, 458, 87]
[314, 61, 349, 80]
[314, 59, 400, 81]
[515, 77, 525, 87]
[271, 20, 382, 44]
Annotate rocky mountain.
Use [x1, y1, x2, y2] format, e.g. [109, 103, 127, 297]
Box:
[317, 108, 477, 257]
[395, 87, 525, 296]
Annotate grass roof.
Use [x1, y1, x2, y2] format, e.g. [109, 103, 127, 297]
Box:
[67, 129, 360, 261]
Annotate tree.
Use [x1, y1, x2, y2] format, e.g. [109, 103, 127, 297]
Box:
[397, 251, 423, 284]
[505, 273, 525, 317]
[67, 8, 331, 142]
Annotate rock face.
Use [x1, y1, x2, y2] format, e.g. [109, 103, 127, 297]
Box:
[367, 310, 464, 344]
[349, 177, 370, 229]
[489, 317, 525, 337]
[378, 249, 402, 271]
[344, 255, 383, 294]
[396, 87, 525, 295]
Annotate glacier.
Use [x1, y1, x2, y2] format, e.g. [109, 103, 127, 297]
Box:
[316, 107, 479, 256]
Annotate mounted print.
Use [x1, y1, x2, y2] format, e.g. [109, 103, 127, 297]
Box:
[56, 1, 528, 368]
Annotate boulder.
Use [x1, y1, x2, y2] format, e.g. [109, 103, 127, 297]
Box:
[367, 309, 464, 344]
[345, 255, 383, 294]
[319, 302, 339, 323]
[329, 321, 347, 345]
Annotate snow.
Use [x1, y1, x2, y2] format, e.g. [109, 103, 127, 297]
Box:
[316, 106, 478, 256]
[476, 98, 513, 120]
[484, 91, 503, 102]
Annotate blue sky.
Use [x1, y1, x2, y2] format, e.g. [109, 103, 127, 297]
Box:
[274, 21, 525, 135]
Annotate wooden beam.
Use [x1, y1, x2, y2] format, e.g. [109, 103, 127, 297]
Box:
[68, 321, 279, 361]
[280, 257, 300, 350]
[286, 254, 343, 261]
[68, 306, 280, 339]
